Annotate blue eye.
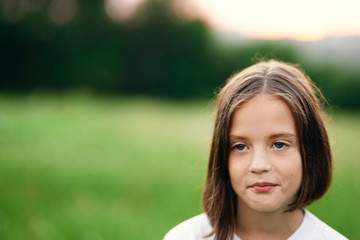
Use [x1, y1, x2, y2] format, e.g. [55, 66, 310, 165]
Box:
[234, 144, 247, 151]
[273, 142, 287, 149]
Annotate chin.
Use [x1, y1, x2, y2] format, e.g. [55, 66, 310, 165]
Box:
[252, 205, 282, 213]
[246, 200, 288, 213]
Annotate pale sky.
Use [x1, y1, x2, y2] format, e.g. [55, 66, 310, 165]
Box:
[106, 0, 360, 41]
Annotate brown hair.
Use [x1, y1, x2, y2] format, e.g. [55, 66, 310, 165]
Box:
[202, 60, 332, 240]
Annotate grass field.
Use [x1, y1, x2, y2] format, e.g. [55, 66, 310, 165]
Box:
[0, 92, 359, 240]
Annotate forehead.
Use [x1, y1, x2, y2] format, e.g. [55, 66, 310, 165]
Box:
[229, 93, 297, 137]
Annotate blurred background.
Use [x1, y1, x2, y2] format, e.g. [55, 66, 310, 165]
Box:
[0, 0, 359, 239]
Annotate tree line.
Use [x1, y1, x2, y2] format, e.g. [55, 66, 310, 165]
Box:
[0, 0, 359, 108]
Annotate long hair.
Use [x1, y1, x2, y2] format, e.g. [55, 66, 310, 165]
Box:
[202, 60, 332, 240]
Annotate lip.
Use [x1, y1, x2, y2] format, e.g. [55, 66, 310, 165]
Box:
[248, 182, 278, 193]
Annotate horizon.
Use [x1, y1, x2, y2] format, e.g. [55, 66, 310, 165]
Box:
[106, 0, 360, 42]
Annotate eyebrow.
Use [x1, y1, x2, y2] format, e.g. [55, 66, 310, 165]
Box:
[229, 135, 247, 142]
[229, 133, 297, 142]
[268, 133, 297, 139]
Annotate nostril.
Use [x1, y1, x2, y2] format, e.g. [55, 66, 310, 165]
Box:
[249, 155, 272, 173]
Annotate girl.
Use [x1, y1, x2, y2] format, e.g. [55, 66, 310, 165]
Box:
[164, 60, 348, 240]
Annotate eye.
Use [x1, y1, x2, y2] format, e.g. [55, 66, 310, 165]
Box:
[273, 142, 288, 150]
[233, 144, 247, 151]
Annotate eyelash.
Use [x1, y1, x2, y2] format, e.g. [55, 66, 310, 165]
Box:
[272, 141, 289, 150]
[231, 141, 289, 151]
[233, 144, 247, 151]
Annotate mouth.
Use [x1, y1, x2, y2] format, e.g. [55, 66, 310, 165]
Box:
[248, 182, 278, 193]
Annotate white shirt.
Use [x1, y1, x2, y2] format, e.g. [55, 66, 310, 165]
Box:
[164, 209, 348, 240]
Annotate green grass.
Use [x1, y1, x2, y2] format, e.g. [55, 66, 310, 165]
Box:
[0, 93, 359, 240]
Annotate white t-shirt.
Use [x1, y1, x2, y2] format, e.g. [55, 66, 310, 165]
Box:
[163, 209, 348, 240]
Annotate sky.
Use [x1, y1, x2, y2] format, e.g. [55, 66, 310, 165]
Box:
[106, 0, 360, 41]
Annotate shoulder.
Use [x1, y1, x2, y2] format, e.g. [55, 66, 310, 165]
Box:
[290, 209, 348, 240]
[163, 213, 214, 240]
[307, 210, 349, 240]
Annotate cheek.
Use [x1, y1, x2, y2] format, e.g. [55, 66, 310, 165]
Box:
[228, 157, 246, 188]
[228, 158, 237, 184]
[291, 169, 302, 189]
[287, 158, 303, 189]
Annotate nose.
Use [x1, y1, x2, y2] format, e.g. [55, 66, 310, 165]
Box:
[249, 148, 272, 174]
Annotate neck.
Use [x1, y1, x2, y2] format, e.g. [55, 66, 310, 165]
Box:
[235, 204, 304, 240]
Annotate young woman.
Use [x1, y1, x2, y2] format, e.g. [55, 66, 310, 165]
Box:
[164, 60, 348, 240]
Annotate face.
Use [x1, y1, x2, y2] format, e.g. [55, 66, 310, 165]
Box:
[228, 93, 302, 214]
